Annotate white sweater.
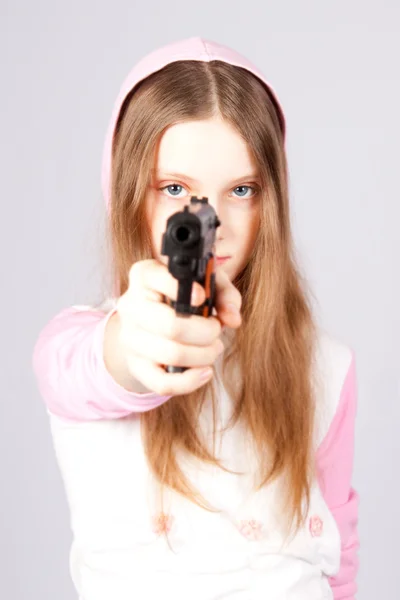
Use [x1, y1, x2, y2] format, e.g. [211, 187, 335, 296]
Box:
[43, 323, 357, 600]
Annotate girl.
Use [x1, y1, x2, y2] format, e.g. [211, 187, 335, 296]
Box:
[33, 37, 359, 600]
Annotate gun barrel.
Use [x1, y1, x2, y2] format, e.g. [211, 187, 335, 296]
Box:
[160, 196, 221, 373]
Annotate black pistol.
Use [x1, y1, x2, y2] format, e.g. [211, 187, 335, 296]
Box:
[160, 196, 221, 373]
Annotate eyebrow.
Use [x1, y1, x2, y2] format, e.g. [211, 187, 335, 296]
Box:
[154, 170, 260, 186]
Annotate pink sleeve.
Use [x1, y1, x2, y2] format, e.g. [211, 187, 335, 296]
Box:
[316, 353, 359, 600]
[32, 306, 172, 421]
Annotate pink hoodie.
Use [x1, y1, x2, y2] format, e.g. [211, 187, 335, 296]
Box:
[32, 37, 358, 599]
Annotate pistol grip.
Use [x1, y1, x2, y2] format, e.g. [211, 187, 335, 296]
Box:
[163, 258, 216, 373]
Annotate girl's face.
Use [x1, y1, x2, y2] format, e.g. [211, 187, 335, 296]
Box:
[145, 115, 261, 282]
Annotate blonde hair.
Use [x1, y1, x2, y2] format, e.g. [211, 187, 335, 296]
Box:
[109, 60, 319, 537]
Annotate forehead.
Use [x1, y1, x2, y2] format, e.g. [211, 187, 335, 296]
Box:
[155, 117, 257, 181]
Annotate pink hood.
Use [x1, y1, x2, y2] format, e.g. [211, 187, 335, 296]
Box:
[101, 37, 286, 207]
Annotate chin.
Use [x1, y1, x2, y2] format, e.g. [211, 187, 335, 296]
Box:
[218, 263, 235, 281]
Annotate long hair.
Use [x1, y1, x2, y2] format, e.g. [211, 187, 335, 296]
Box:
[108, 59, 319, 537]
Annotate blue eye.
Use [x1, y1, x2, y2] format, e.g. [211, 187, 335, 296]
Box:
[232, 185, 256, 198]
[160, 184, 187, 198]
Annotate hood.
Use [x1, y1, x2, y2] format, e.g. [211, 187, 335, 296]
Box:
[101, 37, 286, 208]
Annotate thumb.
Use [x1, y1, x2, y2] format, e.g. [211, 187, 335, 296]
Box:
[213, 268, 242, 329]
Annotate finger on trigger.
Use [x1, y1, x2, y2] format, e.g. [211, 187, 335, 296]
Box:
[190, 282, 206, 306]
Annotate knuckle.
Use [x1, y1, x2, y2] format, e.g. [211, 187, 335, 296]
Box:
[201, 318, 220, 345]
[129, 259, 154, 288]
[211, 316, 222, 337]
[128, 261, 141, 284]
[213, 347, 221, 362]
[155, 380, 175, 396]
[168, 342, 186, 366]
[164, 314, 181, 340]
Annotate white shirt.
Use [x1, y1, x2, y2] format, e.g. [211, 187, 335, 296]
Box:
[48, 329, 352, 600]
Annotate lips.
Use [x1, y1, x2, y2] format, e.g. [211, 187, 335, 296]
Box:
[216, 256, 231, 264]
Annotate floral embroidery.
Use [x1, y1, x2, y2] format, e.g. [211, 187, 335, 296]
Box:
[152, 512, 174, 535]
[238, 519, 264, 540]
[309, 515, 323, 537]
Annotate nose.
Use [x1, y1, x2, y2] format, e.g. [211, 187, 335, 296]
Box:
[204, 196, 225, 241]
[205, 195, 223, 218]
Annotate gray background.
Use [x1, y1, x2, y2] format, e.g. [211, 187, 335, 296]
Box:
[2, 0, 399, 598]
